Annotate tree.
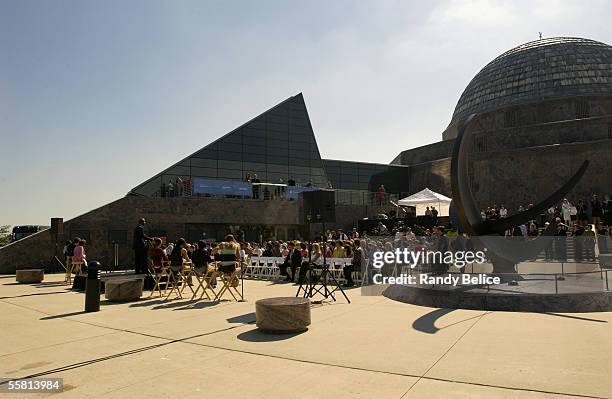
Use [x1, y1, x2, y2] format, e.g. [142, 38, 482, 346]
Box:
[0, 225, 11, 247]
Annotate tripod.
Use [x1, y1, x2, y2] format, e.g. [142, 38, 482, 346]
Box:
[295, 241, 350, 303]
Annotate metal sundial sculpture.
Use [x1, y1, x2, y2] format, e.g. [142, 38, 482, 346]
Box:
[450, 114, 589, 271]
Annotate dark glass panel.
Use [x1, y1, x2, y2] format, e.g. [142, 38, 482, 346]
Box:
[190, 167, 217, 178]
[242, 162, 267, 172]
[166, 165, 190, 175]
[267, 163, 289, 173]
[217, 151, 242, 161]
[242, 153, 266, 163]
[217, 160, 242, 170]
[217, 169, 243, 179]
[193, 148, 218, 159]
[244, 144, 266, 154]
[217, 142, 242, 153]
[190, 158, 217, 168]
[243, 135, 265, 146]
[267, 155, 288, 164]
[242, 128, 265, 138]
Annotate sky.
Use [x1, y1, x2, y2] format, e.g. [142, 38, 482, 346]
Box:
[1, 0, 612, 227]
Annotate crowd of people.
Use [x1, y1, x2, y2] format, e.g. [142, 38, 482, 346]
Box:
[63, 192, 611, 286]
[130, 219, 368, 287]
[476, 195, 611, 244]
[62, 237, 88, 266]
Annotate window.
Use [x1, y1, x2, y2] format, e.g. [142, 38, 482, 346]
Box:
[504, 109, 519, 127]
[193, 148, 217, 159]
[218, 160, 242, 170]
[474, 136, 487, 153]
[243, 136, 264, 146]
[575, 100, 590, 119]
[190, 167, 217, 178]
[267, 155, 288, 164]
[243, 153, 266, 163]
[242, 128, 265, 138]
[190, 158, 217, 168]
[608, 123, 612, 139]
[217, 169, 243, 179]
[267, 163, 289, 173]
[218, 142, 242, 153]
[267, 131, 289, 141]
[217, 151, 242, 161]
[243, 162, 267, 172]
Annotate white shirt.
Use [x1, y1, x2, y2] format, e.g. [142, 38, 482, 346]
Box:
[499, 207, 508, 218]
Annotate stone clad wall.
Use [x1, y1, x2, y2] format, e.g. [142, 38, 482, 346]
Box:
[0, 196, 300, 274]
[470, 140, 612, 209]
[444, 97, 612, 140]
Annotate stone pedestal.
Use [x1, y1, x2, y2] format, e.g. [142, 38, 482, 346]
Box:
[255, 297, 311, 333]
[16, 269, 44, 283]
[105, 279, 143, 302]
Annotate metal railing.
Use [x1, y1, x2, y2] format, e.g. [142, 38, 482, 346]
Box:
[149, 181, 399, 206]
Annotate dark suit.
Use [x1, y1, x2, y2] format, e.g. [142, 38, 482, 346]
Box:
[133, 224, 152, 274]
[281, 249, 302, 281]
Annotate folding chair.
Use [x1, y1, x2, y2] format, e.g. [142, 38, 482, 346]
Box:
[65, 256, 73, 284]
[164, 262, 185, 300]
[215, 262, 243, 301]
[148, 261, 171, 298]
[179, 261, 197, 298]
[66, 260, 84, 285]
[191, 263, 218, 300]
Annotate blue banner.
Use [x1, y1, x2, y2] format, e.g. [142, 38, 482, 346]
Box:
[193, 178, 253, 197]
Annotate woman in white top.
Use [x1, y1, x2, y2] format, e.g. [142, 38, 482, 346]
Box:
[311, 243, 323, 265]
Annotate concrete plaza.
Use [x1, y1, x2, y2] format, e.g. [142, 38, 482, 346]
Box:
[1, 273, 611, 399]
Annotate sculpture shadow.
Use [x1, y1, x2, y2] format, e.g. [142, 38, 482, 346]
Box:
[412, 308, 492, 334]
[237, 328, 306, 342]
[412, 308, 455, 334]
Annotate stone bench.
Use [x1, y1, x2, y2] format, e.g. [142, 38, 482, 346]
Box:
[255, 297, 311, 333]
[16, 269, 44, 284]
[105, 279, 143, 302]
[600, 254, 612, 269]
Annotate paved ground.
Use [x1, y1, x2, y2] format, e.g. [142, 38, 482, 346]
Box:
[1, 273, 611, 399]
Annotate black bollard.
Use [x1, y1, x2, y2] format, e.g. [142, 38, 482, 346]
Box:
[85, 261, 101, 312]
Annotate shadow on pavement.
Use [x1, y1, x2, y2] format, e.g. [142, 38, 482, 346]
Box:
[40, 310, 87, 320]
[544, 312, 607, 323]
[412, 308, 456, 334]
[227, 312, 256, 324]
[237, 328, 305, 342]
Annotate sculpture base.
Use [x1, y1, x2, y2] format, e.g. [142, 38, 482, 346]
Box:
[382, 273, 612, 312]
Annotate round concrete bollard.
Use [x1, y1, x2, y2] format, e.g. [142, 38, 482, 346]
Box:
[255, 297, 311, 333]
[104, 279, 143, 302]
[16, 269, 44, 284]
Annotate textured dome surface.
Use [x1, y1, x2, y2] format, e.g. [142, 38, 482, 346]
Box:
[450, 37, 612, 125]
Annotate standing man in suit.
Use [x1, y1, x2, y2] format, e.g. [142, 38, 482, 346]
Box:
[133, 218, 152, 274]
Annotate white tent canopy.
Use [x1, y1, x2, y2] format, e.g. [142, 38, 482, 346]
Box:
[397, 188, 452, 216]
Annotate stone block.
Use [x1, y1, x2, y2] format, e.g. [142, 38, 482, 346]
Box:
[105, 279, 143, 302]
[16, 269, 44, 283]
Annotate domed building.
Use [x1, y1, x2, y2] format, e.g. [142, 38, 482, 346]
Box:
[393, 37, 612, 210]
[1, 37, 610, 273]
